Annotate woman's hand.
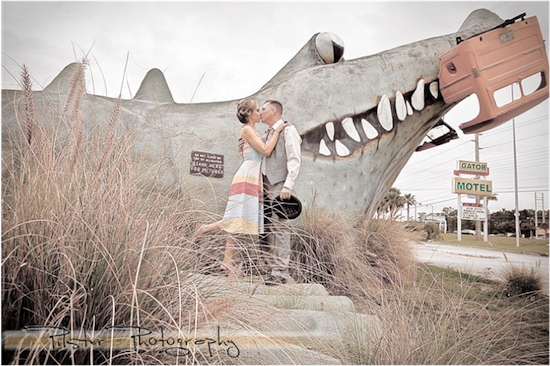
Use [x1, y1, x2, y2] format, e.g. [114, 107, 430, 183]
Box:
[275, 122, 291, 133]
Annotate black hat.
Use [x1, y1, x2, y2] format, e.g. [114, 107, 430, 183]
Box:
[272, 195, 302, 219]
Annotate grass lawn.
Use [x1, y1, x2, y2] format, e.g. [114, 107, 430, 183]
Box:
[437, 232, 549, 256]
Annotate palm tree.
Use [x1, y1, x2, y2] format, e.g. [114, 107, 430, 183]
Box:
[486, 193, 498, 234]
[404, 193, 416, 222]
[487, 193, 498, 205]
[378, 187, 406, 219]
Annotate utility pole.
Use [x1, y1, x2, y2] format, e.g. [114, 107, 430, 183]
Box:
[535, 192, 545, 239]
[535, 192, 539, 239]
[543, 193, 546, 225]
[474, 133, 482, 241]
[512, 115, 520, 247]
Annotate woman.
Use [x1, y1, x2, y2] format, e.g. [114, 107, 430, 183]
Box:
[193, 98, 289, 277]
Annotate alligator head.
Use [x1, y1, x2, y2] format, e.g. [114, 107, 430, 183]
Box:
[1, 9, 521, 217]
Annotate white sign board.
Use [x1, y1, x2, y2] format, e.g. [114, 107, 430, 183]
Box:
[461, 205, 486, 221]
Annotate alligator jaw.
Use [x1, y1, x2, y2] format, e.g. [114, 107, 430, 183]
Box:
[301, 79, 442, 159]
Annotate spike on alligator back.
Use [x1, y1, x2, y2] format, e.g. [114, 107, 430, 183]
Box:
[134, 69, 174, 103]
[44, 62, 83, 93]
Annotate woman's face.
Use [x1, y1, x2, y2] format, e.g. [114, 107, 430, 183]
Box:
[249, 104, 261, 124]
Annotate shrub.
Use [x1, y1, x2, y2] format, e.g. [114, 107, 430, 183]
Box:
[423, 222, 442, 241]
[500, 262, 545, 298]
[292, 200, 416, 295]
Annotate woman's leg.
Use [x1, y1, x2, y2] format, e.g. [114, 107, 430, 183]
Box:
[192, 221, 222, 240]
[220, 236, 244, 277]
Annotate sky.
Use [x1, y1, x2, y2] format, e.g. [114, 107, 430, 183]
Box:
[1, 1, 549, 216]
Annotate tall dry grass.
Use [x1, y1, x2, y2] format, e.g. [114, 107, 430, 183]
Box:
[361, 265, 549, 365]
[291, 199, 416, 297]
[289, 207, 547, 364]
[1, 62, 232, 364]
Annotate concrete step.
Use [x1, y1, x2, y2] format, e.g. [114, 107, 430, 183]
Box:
[184, 273, 381, 364]
[187, 273, 331, 297]
[252, 283, 330, 296]
[220, 331, 342, 365]
[250, 294, 355, 311]
[255, 309, 381, 349]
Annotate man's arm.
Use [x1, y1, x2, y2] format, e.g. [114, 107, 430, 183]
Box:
[280, 125, 302, 200]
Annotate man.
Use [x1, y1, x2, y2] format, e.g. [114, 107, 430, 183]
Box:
[259, 100, 302, 285]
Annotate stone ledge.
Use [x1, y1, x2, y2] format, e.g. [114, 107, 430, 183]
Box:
[252, 283, 330, 297]
[251, 294, 355, 311]
[255, 309, 382, 348]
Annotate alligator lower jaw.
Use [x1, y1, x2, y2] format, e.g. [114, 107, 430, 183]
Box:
[301, 79, 442, 158]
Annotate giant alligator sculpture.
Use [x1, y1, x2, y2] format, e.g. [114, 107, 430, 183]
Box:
[2, 9, 547, 217]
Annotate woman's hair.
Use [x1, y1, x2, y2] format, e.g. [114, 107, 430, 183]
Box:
[236, 99, 258, 124]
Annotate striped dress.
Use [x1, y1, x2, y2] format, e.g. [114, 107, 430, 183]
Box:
[218, 137, 264, 235]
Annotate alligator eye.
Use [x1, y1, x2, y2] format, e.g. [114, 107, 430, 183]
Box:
[315, 32, 344, 64]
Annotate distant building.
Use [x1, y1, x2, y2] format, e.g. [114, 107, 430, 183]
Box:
[536, 227, 549, 239]
[419, 213, 447, 233]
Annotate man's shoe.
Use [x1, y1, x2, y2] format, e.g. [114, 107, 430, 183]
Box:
[265, 275, 287, 286]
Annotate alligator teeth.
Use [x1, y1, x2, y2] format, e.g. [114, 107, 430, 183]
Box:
[335, 140, 350, 156]
[429, 81, 439, 99]
[377, 94, 393, 131]
[319, 139, 330, 156]
[361, 119, 379, 139]
[411, 79, 425, 111]
[326, 121, 335, 141]
[342, 117, 361, 142]
[395, 91, 407, 121]
[306, 77, 443, 157]
[406, 100, 413, 115]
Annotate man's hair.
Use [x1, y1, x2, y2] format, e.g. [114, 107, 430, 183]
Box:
[265, 100, 283, 116]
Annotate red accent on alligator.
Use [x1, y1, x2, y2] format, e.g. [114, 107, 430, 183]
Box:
[438, 14, 549, 134]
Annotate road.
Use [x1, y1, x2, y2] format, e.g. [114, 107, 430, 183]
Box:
[411, 241, 549, 293]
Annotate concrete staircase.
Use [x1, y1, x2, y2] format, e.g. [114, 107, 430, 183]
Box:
[185, 274, 381, 365]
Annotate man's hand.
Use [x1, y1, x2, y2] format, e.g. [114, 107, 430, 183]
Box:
[280, 187, 292, 200]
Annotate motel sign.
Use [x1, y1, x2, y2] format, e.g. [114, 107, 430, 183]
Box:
[455, 160, 489, 176]
[462, 203, 487, 221]
[453, 160, 492, 242]
[453, 177, 493, 196]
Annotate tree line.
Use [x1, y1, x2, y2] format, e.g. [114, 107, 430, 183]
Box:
[378, 187, 549, 237]
[443, 207, 549, 237]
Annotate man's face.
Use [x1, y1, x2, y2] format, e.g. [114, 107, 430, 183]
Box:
[260, 103, 276, 125]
